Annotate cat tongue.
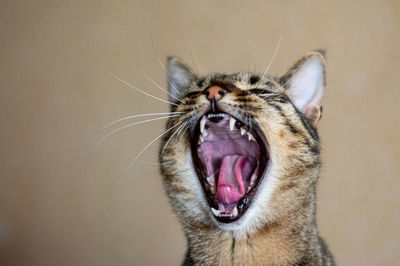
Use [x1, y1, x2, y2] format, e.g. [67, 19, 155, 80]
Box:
[216, 155, 249, 204]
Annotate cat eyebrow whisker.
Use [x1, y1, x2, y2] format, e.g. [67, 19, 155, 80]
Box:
[144, 73, 183, 104]
[111, 73, 179, 106]
[189, 47, 203, 75]
[258, 35, 282, 86]
[101, 111, 184, 129]
[160, 121, 188, 158]
[125, 120, 184, 174]
[150, 33, 167, 71]
[97, 114, 180, 146]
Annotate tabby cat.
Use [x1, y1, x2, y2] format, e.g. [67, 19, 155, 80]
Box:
[159, 51, 335, 265]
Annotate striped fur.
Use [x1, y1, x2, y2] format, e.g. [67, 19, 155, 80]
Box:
[159, 51, 334, 265]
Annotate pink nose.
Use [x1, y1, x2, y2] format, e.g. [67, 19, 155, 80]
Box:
[205, 85, 226, 101]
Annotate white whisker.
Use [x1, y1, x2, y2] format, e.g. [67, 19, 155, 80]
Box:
[97, 114, 180, 146]
[111, 73, 179, 106]
[189, 47, 202, 74]
[125, 121, 184, 174]
[260, 35, 282, 80]
[150, 33, 167, 71]
[177, 121, 190, 139]
[160, 121, 187, 158]
[144, 73, 183, 103]
[102, 111, 184, 129]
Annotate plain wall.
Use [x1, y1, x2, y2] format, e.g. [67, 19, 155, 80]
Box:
[0, 0, 399, 265]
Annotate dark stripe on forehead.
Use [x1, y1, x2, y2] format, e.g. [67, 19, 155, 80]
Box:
[231, 104, 262, 112]
[236, 97, 258, 103]
[236, 91, 249, 97]
[263, 94, 290, 103]
[196, 79, 205, 87]
[249, 75, 260, 84]
[264, 81, 275, 87]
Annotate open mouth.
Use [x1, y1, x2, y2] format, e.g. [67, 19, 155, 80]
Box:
[191, 112, 269, 223]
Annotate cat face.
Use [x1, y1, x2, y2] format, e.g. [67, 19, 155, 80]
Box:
[159, 51, 326, 234]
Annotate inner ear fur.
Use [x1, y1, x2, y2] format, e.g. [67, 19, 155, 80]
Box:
[279, 50, 327, 126]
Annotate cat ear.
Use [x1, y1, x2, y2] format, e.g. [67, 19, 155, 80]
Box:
[279, 50, 326, 126]
[167, 57, 197, 104]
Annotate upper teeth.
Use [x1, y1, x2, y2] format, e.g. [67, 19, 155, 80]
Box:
[247, 132, 255, 142]
[229, 117, 236, 131]
[200, 116, 207, 134]
[207, 113, 226, 118]
[199, 114, 256, 143]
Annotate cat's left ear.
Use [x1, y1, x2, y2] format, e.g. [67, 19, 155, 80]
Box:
[167, 57, 197, 104]
[279, 50, 326, 126]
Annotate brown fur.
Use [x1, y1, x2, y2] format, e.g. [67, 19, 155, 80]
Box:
[159, 51, 334, 265]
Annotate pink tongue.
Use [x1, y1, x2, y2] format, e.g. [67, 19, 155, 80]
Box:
[216, 155, 249, 204]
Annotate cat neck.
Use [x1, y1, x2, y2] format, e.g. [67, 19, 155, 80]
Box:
[182, 202, 325, 265]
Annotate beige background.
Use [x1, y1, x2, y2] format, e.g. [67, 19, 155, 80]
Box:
[0, 0, 399, 265]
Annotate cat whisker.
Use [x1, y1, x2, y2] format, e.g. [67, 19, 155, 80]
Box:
[111, 73, 179, 106]
[177, 121, 190, 139]
[125, 121, 184, 174]
[97, 114, 180, 146]
[144, 73, 183, 103]
[258, 35, 282, 86]
[150, 33, 167, 71]
[189, 47, 203, 75]
[102, 111, 184, 129]
[160, 121, 188, 158]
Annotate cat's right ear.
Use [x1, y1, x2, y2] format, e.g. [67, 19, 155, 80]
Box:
[167, 57, 197, 104]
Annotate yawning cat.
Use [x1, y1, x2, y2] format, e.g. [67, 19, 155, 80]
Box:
[159, 51, 335, 265]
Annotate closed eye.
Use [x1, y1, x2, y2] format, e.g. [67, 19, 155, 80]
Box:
[185, 91, 201, 98]
[248, 88, 273, 95]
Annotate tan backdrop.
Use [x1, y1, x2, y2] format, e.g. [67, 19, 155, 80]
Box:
[0, 0, 399, 265]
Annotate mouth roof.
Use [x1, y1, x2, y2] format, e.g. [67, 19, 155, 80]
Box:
[191, 112, 269, 223]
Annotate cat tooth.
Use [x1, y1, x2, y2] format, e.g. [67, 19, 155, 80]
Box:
[200, 134, 204, 143]
[247, 132, 256, 142]
[200, 116, 207, 134]
[250, 173, 257, 184]
[211, 207, 220, 216]
[203, 129, 208, 137]
[229, 117, 236, 131]
[240, 128, 246, 136]
[232, 207, 238, 217]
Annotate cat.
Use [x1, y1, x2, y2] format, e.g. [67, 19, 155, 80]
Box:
[159, 50, 335, 265]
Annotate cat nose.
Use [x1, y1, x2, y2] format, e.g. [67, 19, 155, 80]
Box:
[204, 86, 226, 101]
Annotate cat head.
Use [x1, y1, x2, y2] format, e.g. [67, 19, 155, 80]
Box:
[159, 51, 326, 234]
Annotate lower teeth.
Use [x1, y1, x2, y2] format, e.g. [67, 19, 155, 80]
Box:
[210, 206, 238, 218]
